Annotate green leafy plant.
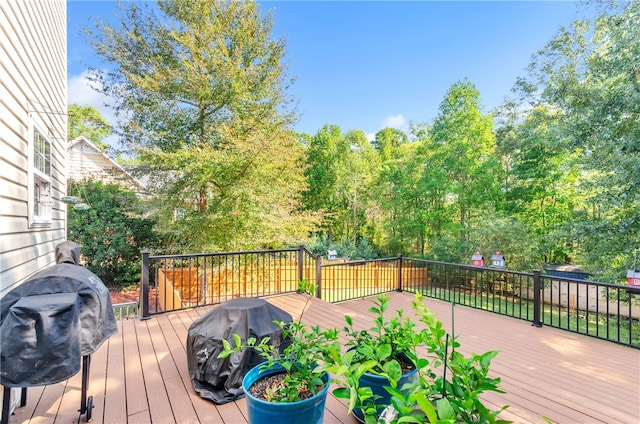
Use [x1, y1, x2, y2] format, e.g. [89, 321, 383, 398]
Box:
[218, 280, 339, 403]
[326, 294, 418, 418]
[320, 293, 510, 424]
[344, 294, 417, 373]
[381, 295, 510, 423]
[319, 294, 421, 421]
[67, 179, 159, 289]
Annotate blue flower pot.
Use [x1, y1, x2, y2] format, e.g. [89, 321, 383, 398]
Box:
[351, 351, 418, 422]
[242, 361, 330, 424]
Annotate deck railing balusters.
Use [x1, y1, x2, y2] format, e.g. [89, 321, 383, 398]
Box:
[139, 250, 639, 348]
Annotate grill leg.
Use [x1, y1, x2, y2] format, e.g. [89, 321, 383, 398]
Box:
[79, 355, 91, 415]
[1, 386, 10, 424]
[1, 385, 28, 424]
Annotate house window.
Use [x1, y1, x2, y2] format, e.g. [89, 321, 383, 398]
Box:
[29, 118, 52, 226]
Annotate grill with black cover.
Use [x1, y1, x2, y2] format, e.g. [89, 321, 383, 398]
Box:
[0, 241, 117, 423]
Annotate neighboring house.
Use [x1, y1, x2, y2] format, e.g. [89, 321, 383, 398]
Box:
[0, 0, 67, 296]
[67, 136, 147, 197]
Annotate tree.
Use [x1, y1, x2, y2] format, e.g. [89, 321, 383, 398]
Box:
[371, 127, 424, 255]
[303, 124, 346, 216]
[372, 127, 409, 162]
[427, 79, 503, 244]
[67, 104, 112, 150]
[513, 1, 640, 280]
[413, 129, 451, 254]
[340, 129, 380, 246]
[67, 179, 159, 289]
[495, 104, 580, 263]
[84, 0, 315, 251]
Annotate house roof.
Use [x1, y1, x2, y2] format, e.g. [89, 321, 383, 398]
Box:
[68, 136, 147, 194]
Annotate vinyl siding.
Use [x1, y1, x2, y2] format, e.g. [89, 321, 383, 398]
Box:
[68, 137, 148, 195]
[0, 0, 67, 295]
[68, 139, 121, 181]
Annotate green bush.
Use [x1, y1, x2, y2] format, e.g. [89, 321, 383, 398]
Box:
[67, 179, 159, 290]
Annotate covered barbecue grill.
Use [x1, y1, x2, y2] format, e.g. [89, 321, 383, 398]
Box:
[0, 241, 118, 423]
[187, 297, 292, 404]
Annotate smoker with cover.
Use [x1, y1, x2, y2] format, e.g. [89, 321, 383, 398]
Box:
[0, 242, 118, 423]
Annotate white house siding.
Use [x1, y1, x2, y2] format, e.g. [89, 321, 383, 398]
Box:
[68, 138, 117, 181]
[0, 0, 67, 296]
[67, 136, 147, 196]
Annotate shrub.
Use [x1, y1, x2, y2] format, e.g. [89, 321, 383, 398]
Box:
[67, 179, 159, 290]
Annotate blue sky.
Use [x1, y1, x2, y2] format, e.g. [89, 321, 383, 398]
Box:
[67, 1, 586, 143]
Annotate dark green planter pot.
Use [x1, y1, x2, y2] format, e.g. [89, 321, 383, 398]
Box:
[349, 349, 418, 422]
[242, 361, 330, 424]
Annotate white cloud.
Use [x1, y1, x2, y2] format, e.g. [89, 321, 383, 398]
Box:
[382, 114, 407, 130]
[68, 71, 118, 125]
[364, 114, 408, 142]
[69, 71, 100, 104]
[68, 71, 120, 148]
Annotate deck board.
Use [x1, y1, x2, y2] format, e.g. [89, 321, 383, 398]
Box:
[103, 323, 128, 424]
[153, 313, 201, 424]
[123, 320, 149, 419]
[8, 387, 43, 424]
[29, 384, 62, 424]
[136, 318, 172, 424]
[5, 291, 639, 424]
[87, 334, 110, 423]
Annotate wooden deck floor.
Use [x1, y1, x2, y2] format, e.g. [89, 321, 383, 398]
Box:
[5, 292, 639, 424]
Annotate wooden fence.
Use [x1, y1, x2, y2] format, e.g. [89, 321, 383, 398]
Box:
[156, 261, 428, 308]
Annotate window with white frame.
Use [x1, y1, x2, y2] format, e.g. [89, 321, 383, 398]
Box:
[29, 117, 52, 226]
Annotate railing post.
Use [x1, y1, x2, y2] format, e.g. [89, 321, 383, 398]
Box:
[532, 270, 542, 327]
[316, 255, 322, 299]
[396, 255, 403, 292]
[298, 245, 304, 284]
[140, 250, 150, 319]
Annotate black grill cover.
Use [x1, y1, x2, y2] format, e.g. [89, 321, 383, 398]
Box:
[1, 293, 81, 386]
[186, 297, 292, 404]
[0, 241, 118, 387]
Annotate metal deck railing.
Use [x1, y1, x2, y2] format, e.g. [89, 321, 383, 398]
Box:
[139, 249, 640, 348]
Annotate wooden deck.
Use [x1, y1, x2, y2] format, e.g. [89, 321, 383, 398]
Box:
[5, 292, 639, 424]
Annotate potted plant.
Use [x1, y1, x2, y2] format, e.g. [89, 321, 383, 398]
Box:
[322, 294, 420, 421]
[320, 293, 510, 424]
[218, 280, 339, 424]
[378, 295, 510, 423]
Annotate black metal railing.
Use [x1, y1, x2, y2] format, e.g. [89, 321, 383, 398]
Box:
[319, 257, 401, 303]
[140, 246, 317, 317]
[412, 260, 539, 322]
[140, 250, 639, 348]
[402, 259, 639, 349]
[538, 273, 640, 346]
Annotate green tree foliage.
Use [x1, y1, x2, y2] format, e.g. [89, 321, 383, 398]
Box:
[84, 0, 315, 251]
[414, 133, 451, 254]
[372, 127, 409, 162]
[424, 79, 503, 244]
[67, 104, 112, 150]
[496, 105, 580, 263]
[339, 129, 380, 245]
[303, 125, 380, 248]
[467, 211, 543, 272]
[364, 126, 446, 255]
[67, 180, 159, 289]
[305, 233, 379, 261]
[375, 135, 425, 255]
[303, 124, 346, 215]
[511, 0, 640, 280]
